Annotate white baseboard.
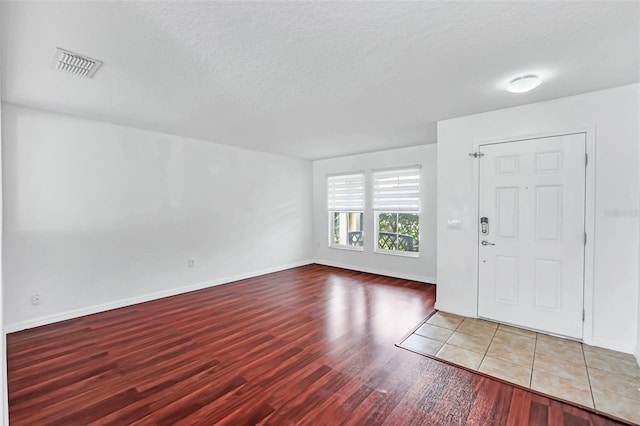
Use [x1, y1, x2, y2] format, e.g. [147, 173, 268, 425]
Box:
[313, 259, 436, 284]
[433, 302, 476, 318]
[5, 259, 314, 333]
[589, 336, 636, 355]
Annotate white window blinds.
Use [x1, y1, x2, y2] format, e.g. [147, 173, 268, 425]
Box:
[327, 173, 365, 211]
[373, 167, 421, 211]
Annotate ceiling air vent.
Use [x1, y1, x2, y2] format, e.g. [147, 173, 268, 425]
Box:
[51, 47, 103, 78]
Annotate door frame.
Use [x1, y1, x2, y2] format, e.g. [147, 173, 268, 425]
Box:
[471, 126, 595, 345]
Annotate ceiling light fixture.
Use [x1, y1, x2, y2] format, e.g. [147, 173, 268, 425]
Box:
[506, 75, 541, 93]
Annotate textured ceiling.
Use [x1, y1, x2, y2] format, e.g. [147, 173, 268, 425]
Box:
[2, 1, 639, 160]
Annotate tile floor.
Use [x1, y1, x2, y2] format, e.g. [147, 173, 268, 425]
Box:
[400, 311, 640, 425]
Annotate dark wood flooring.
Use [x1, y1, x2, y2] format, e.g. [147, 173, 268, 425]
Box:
[7, 264, 623, 425]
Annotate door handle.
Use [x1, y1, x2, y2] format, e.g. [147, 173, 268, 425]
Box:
[481, 240, 495, 246]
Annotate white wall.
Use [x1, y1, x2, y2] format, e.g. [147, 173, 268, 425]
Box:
[637, 133, 640, 366]
[437, 84, 640, 353]
[313, 145, 437, 283]
[2, 104, 313, 331]
[0, 93, 6, 426]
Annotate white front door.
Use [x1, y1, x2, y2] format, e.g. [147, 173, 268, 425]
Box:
[478, 133, 586, 339]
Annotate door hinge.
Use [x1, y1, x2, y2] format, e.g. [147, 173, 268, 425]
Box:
[584, 232, 587, 245]
[582, 310, 585, 321]
[468, 152, 485, 158]
[585, 153, 588, 166]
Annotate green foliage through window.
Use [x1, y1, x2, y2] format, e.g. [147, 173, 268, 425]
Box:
[377, 213, 419, 252]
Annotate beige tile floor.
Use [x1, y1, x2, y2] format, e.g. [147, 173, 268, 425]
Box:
[400, 311, 640, 425]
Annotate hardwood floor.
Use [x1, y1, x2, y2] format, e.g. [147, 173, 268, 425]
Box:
[7, 264, 623, 425]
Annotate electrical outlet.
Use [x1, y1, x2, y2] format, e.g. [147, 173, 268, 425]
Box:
[188, 258, 196, 268]
[31, 294, 42, 305]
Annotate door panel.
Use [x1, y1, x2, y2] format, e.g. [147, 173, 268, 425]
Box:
[535, 185, 562, 240]
[495, 256, 518, 304]
[534, 258, 562, 311]
[496, 155, 519, 175]
[496, 187, 519, 239]
[478, 133, 586, 339]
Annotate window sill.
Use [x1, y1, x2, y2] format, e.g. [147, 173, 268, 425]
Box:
[374, 249, 419, 258]
[329, 245, 364, 252]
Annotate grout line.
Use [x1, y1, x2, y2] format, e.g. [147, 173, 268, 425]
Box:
[444, 316, 500, 371]
[435, 317, 465, 357]
[478, 323, 499, 371]
[530, 332, 538, 388]
[581, 342, 596, 409]
[407, 318, 638, 422]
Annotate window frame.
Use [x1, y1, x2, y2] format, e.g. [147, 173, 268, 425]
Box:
[372, 166, 421, 258]
[326, 172, 365, 251]
[328, 211, 364, 251]
[374, 211, 420, 257]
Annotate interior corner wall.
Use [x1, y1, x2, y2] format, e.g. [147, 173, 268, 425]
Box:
[1, 104, 313, 331]
[312, 144, 437, 283]
[436, 83, 640, 354]
[0, 96, 6, 426]
[637, 138, 640, 367]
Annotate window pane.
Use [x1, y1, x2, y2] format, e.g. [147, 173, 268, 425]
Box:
[399, 213, 419, 251]
[331, 211, 363, 247]
[347, 212, 364, 246]
[332, 212, 342, 244]
[378, 213, 398, 250]
[378, 213, 397, 233]
[377, 212, 420, 253]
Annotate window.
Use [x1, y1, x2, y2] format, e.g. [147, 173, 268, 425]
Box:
[373, 167, 421, 256]
[327, 173, 364, 249]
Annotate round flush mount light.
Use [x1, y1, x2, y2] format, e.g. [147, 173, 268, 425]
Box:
[506, 75, 542, 93]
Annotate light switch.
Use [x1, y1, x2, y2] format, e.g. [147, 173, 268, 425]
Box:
[447, 219, 462, 230]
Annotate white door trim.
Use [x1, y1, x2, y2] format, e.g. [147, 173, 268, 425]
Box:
[471, 126, 596, 345]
